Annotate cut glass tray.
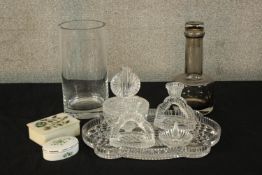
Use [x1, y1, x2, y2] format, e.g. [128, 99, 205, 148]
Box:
[82, 109, 221, 160]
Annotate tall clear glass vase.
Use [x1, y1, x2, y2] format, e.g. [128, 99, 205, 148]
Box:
[59, 20, 108, 119]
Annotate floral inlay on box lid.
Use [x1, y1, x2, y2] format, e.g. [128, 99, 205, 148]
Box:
[27, 113, 79, 134]
[42, 136, 78, 153]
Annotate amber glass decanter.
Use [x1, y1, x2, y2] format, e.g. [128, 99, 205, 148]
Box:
[175, 21, 214, 115]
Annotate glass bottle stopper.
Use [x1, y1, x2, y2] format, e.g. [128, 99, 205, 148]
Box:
[165, 82, 185, 97]
[110, 66, 140, 97]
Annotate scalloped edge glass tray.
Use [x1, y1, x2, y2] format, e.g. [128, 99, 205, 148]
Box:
[82, 109, 221, 160]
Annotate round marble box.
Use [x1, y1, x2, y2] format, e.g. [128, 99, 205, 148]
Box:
[42, 136, 79, 161]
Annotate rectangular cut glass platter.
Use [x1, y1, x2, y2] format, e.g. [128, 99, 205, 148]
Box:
[82, 109, 221, 160]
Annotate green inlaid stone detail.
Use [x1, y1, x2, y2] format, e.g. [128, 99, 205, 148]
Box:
[51, 137, 72, 146]
[36, 114, 71, 131]
[44, 126, 51, 130]
[35, 121, 46, 127]
[63, 152, 73, 158]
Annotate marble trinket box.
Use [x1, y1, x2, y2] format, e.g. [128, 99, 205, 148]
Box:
[42, 136, 79, 161]
[27, 113, 80, 145]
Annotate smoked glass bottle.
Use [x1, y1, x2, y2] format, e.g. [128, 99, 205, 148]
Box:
[174, 21, 214, 115]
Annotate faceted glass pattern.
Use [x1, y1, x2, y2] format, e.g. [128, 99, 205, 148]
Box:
[154, 82, 197, 131]
[82, 109, 221, 160]
[82, 69, 221, 160]
[110, 113, 155, 148]
[110, 66, 140, 97]
[103, 67, 154, 148]
[159, 122, 193, 148]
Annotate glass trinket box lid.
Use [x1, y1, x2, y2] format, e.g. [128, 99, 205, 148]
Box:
[82, 67, 221, 160]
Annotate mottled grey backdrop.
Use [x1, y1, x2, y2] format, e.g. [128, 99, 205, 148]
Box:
[0, 0, 261, 82]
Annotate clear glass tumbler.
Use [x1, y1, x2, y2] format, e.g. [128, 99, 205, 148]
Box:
[59, 20, 108, 119]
